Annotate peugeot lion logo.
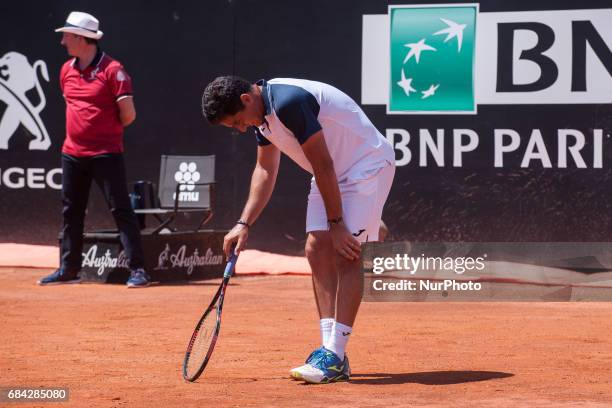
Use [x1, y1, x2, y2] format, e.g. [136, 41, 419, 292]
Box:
[0, 51, 51, 150]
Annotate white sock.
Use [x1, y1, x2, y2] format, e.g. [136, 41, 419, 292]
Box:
[325, 321, 352, 359]
[320, 318, 334, 346]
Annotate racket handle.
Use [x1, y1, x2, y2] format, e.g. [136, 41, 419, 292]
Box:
[224, 249, 238, 278]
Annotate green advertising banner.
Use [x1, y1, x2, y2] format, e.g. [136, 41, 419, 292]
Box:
[389, 4, 478, 113]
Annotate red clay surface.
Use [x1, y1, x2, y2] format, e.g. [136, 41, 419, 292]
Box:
[1, 267, 611, 407]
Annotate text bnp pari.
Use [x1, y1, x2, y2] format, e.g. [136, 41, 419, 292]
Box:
[386, 128, 605, 168]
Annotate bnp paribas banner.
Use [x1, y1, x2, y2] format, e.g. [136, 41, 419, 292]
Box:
[386, 5, 478, 114]
[362, 5, 612, 170]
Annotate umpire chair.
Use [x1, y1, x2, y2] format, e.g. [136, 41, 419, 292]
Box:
[130, 155, 216, 234]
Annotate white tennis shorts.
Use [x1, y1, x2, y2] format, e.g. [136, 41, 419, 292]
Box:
[306, 163, 395, 243]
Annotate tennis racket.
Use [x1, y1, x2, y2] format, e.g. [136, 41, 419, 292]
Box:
[182, 250, 238, 382]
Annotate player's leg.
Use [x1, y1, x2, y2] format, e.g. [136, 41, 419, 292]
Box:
[306, 231, 337, 348]
[331, 252, 362, 338]
[306, 231, 337, 324]
[39, 154, 92, 285]
[289, 191, 338, 379]
[305, 185, 340, 337]
[332, 164, 394, 353]
[302, 164, 395, 383]
[326, 192, 373, 363]
[298, 238, 359, 383]
[92, 153, 149, 287]
[296, 180, 366, 383]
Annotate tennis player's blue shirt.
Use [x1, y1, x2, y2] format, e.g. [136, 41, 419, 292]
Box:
[253, 78, 395, 182]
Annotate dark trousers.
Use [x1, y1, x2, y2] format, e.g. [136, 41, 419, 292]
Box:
[60, 153, 144, 272]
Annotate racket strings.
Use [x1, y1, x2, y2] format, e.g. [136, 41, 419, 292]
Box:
[185, 307, 218, 378]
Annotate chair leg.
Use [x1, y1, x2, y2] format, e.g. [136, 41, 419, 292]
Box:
[152, 214, 175, 234]
[195, 211, 213, 232]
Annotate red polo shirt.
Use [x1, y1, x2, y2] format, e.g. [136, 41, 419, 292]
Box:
[60, 50, 133, 157]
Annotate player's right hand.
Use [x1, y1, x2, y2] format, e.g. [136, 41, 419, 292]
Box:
[223, 223, 249, 259]
[329, 222, 361, 261]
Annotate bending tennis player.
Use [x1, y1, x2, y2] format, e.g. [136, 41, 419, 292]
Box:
[201, 77, 395, 384]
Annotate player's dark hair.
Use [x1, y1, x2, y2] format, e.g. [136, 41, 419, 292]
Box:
[202, 76, 252, 124]
[83, 37, 98, 45]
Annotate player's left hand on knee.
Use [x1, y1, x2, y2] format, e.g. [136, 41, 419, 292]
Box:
[330, 223, 361, 261]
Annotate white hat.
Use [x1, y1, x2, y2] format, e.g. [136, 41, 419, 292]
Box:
[55, 11, 104, 40]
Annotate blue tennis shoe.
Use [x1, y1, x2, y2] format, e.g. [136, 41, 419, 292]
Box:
[299, 347, 350, 384]
[37, 269, 81, 285]
[126, 268, 151, 288]
[290, 347, 351, 381]
[290, 346, 325, 379]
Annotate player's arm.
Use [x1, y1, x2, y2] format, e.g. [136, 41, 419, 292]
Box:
[301, 131, 361, 261]
[117, 96, 136, 127]
[223, 143, 280, 257]
[240, 143, 281, 225]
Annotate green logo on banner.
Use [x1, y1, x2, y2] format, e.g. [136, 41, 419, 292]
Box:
[389, 5, 478, 114]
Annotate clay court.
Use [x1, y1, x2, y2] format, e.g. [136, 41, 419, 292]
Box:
[1, 264, 611, 407]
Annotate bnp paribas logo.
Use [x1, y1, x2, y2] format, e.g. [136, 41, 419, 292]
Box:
[389, 4, 478, 114]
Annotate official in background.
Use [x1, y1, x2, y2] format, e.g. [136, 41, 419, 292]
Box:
[38, 11, 150, 288]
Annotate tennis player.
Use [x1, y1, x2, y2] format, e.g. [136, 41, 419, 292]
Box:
[201, 77, 395, 383]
